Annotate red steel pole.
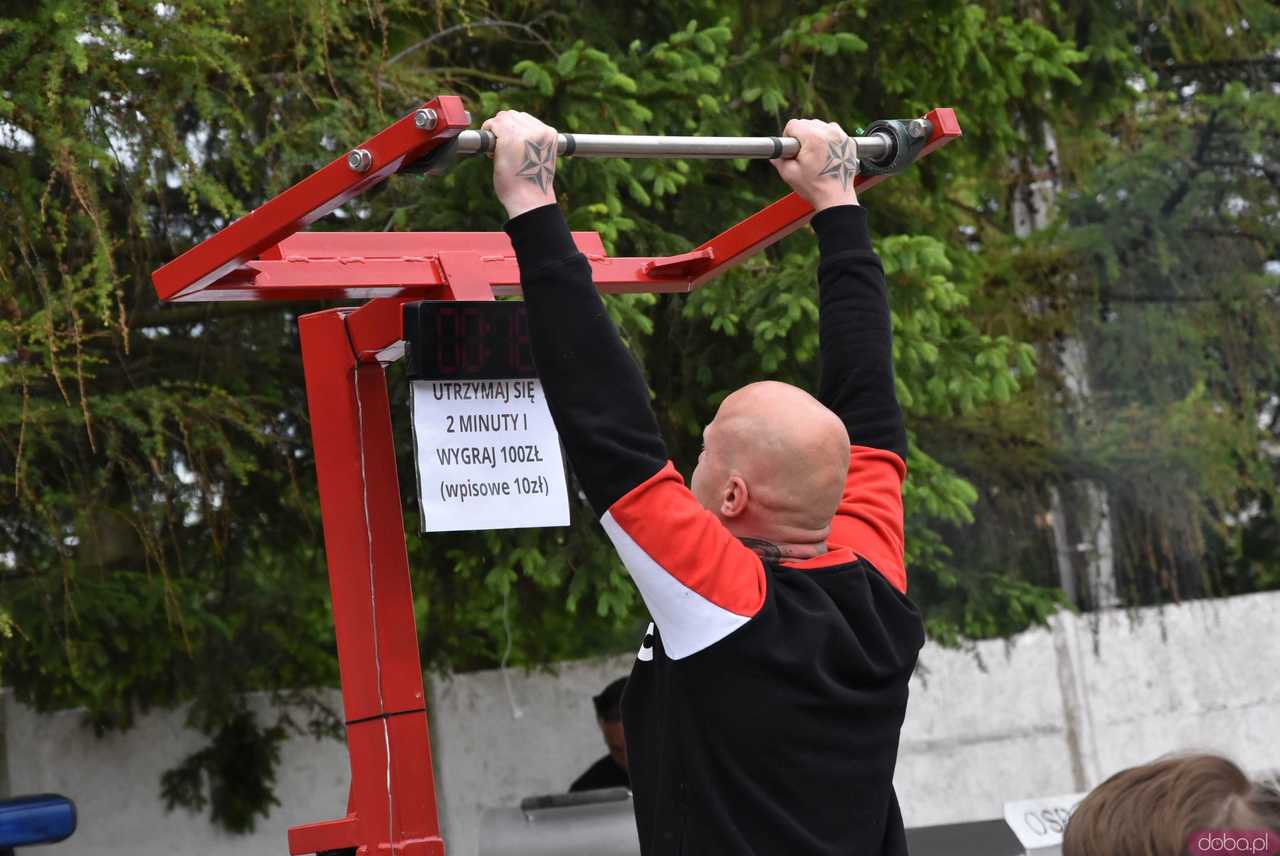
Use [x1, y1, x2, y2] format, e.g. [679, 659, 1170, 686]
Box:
[289, 308, 443, 856]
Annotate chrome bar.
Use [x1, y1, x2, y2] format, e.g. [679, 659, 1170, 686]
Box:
[453, 130, 893, 162]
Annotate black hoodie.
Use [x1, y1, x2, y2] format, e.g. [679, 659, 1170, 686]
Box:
[507, 202, 924, 855]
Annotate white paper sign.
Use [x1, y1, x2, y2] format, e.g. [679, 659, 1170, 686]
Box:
[410, 378, 570, 532]
[1004, 792, 1086, 851]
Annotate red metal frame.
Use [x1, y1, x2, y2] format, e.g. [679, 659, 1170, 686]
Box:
[150, 97, 960, 856]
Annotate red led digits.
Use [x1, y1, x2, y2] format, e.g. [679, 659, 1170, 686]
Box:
[410, 301, 540, 381]
[461, 306, 487, 374]
[435, 305, 459, 376]
[512, 309, 535, 375]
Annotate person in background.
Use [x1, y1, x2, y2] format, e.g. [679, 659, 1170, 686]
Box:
[1063, 753, 1280, 856]
[570, 677, 630, 792]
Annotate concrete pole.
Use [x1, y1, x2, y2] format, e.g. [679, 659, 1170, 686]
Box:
[1013, 126, 1119, 610]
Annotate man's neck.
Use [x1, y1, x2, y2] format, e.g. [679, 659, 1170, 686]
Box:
[737, 536, 827, 561]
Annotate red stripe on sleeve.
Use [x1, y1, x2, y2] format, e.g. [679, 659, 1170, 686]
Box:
[829, 446, 907, 593]
[607, 462, 766, 618]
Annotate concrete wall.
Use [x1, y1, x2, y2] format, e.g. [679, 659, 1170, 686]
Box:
[6, 591, 1280, 855]
[3, 690, 352, 856]
[896, 593, 1280, 828]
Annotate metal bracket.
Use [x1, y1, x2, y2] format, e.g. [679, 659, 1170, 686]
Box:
[642, 248, 716, 279]
[859, 117, 934, 177]
[398, 133, 467, 177]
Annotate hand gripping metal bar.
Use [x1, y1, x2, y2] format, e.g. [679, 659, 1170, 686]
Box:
[403, 118, 934, 177]
[458, 128, 892, 160]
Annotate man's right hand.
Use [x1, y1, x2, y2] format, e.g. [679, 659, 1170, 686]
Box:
[481, 110, 559, 220]
[770, 119, 860, 212]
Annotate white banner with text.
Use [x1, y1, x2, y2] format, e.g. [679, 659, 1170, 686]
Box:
[410, 379, 570, 532]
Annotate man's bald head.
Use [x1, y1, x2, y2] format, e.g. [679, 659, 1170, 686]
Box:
[690, 381, 850, 549]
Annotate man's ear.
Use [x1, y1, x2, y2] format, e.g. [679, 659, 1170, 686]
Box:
[720, 474, 749, 518]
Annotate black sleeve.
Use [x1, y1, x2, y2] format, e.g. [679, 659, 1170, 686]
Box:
[812, 205, 907, 461]
[505, 204, 668, 516]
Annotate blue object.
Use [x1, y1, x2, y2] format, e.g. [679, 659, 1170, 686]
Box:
[0, 794, 76, 847]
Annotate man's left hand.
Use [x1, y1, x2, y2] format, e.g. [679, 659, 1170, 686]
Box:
[481, 110, 559, 219]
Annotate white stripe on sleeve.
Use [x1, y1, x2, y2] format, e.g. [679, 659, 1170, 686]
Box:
[601, 511, 751, 660]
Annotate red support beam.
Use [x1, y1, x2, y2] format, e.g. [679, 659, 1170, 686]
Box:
[151, 107, 961, 305]
[291, 309, 444, 855]
[678, 107, 963, 288]
[152, 96, 471, 301]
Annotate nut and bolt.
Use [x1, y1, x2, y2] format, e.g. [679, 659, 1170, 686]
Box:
[414, 108, 438, 130]
[907, 118, 930, 140]
[347, 148, 373, 172]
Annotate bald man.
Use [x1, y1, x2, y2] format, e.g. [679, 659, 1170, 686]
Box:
[485, 110, 924, 855]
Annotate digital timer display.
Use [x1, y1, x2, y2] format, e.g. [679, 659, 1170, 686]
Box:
[404, 300, 538, 381]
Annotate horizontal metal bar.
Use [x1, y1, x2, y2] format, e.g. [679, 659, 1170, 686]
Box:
[454, 129, 892, 161]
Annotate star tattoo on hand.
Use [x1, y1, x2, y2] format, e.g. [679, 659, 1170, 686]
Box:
[516, 139, 555, 193]
[818, 137, 859, 191]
